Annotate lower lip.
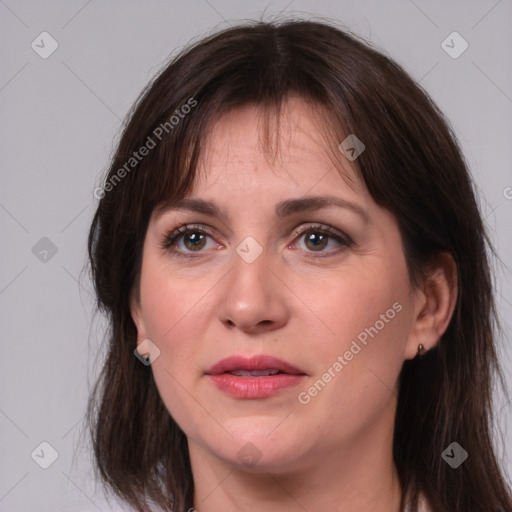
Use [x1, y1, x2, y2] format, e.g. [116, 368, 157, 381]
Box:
[207, 373, 305, 399]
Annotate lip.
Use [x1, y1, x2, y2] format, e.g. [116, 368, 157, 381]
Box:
[206, 355, 306, 399]
[206, 355, 305, 376]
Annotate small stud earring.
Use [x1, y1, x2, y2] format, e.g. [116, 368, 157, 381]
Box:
[417, 343, 426, 356]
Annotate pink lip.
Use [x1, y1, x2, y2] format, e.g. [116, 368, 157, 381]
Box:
[206, 355, 305, 375]
[205, 355, 306, 399]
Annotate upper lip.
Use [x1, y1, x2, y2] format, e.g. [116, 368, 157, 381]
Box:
[206, 355, 306, 376]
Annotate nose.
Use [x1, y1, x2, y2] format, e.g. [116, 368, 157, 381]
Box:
[217, 249, 290, 334]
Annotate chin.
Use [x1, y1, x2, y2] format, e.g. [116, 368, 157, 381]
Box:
[213, 428, 311, 473]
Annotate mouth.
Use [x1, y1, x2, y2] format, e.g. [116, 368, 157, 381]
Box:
[205, 355, 306, 377]
[225, 369, 287, 377]
[205, 355, 306, 399]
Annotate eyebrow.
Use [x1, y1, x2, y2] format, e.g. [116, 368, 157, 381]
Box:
[155, 195, 369, 223]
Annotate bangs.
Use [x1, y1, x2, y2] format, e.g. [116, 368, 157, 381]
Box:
[143, 100, 361, 228]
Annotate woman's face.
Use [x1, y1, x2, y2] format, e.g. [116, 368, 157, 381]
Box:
[131, 97, 424, 474]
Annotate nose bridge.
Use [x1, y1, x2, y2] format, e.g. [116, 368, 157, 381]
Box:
[217, 242, 289, 332]
[232, 242, 270, 289]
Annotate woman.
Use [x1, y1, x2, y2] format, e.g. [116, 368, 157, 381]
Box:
[85, 19, 512, 512]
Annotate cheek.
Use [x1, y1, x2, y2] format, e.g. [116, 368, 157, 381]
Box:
[139, 254, 205, 342]
[139, 267, 210, 432]
[138, 260, 210, 392]
[295, 300, 411, 443]
[302, 263, 407, 350]
[295, 259, 412, 411]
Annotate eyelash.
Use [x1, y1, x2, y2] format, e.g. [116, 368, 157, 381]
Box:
[160, 223, 353, 260]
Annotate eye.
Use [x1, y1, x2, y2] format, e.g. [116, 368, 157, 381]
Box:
[291, 224, 352, 256]
[160, 224, 219, 257]
[160, 222, 352, 259]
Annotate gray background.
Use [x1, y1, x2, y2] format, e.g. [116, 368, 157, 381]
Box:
[1, 1, 511, 511]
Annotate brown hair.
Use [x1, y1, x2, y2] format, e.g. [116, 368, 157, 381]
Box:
[84, 19, 512, 512]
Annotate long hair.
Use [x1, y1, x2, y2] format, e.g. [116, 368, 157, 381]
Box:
[85, 19, 512, 512]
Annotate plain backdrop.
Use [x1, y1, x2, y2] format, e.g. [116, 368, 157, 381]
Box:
[1, 1, 511, 511]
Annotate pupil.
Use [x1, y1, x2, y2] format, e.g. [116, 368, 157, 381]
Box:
[186, 232, 205, 250]
[307, 232, 327, 250]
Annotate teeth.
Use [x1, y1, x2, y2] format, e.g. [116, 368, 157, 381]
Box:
[229, 369, 282, 377]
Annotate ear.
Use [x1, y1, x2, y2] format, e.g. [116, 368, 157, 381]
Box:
[404, 252, 458, 360]
[130, 288, 148, 344]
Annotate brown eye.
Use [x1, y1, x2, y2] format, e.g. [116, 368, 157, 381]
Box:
[160, 224, 218, 258]
[183, 231, 207, 251]
[292, 224, 351, 256]
[303, 231, 329, 251]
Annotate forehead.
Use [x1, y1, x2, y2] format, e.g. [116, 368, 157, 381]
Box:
[193, 96, 363, 194]
[152, 97, 371, 224]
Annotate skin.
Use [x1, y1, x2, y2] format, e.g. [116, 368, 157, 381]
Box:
[131, 97, 457, 512]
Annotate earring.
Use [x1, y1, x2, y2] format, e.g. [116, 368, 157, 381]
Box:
[417, 343, 426, 356]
